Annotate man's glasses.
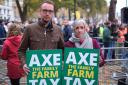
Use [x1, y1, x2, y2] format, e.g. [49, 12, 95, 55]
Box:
[41, 9, 54, 14]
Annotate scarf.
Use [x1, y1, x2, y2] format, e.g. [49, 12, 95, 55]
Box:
[69, 32, 93, 49]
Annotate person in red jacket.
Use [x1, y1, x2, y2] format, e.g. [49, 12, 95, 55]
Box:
[65, 19, 105, 67]
[0, 23, 24, 85]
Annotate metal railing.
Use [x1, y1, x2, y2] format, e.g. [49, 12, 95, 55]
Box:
[99, 59, 128, 85]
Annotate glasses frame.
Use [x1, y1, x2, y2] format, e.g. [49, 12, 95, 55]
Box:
[41, 9, 54, 14]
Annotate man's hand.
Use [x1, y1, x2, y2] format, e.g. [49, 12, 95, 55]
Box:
[23, 64, 30, 75]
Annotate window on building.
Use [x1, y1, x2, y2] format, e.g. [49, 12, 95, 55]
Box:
[4, 17, 6, 20]
[7, 10, 10, 15]
[4, 9, 6, 14]
[0, 9, 1, 14]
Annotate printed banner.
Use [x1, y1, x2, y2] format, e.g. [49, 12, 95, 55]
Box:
[26, 50, 62, 85]
[63, 48, 99, 85]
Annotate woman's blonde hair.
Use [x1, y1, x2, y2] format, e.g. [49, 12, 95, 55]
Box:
[73, 19, 89, 32]
[7, 23, 22, 37]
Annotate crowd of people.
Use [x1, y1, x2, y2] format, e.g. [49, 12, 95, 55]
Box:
[92, 21, 128, 60]
[0, 0, 127, 85]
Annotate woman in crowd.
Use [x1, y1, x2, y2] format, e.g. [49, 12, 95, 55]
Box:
[65, 19, 105, 67]
[0, 23, 24, 85]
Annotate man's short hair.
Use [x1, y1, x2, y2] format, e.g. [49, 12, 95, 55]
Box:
[40, 0, 55, 8]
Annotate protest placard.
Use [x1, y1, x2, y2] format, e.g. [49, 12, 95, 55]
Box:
[63, 48, 99, 85]
[26, 50, 62, 85]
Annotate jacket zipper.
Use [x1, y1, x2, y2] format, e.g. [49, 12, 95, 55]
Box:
[44, 30, 47, 49]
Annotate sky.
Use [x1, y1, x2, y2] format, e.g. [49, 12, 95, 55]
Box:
[106, 0, 128, 16]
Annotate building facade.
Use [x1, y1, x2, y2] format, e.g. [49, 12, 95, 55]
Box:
[0, 0, 22, 21]
[0, 0, 14, 20]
